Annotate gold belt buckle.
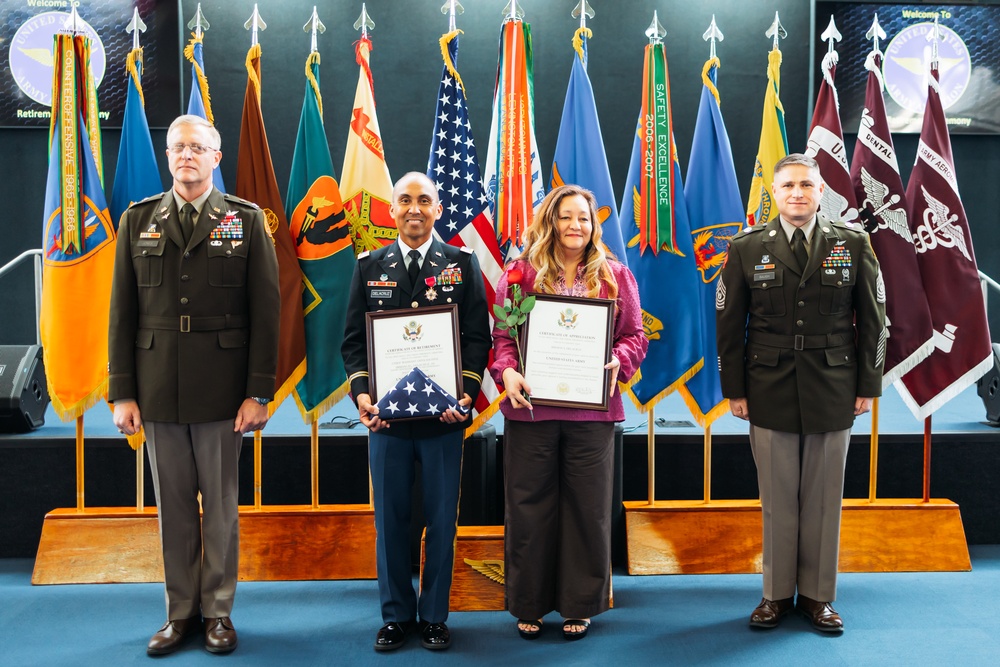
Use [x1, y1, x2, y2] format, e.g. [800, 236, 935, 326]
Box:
[180, 315, 191, 333]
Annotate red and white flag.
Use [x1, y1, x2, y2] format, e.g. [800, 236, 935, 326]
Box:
[806, 50, 858, 223]
[850, 50, 934, 387]
[898, 64, 992, 418]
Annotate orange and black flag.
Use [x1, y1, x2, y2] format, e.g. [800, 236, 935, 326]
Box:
[236, 42, 306, 412]
[41, 32, 116, 420]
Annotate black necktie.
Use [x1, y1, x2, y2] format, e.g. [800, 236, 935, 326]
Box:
[791, 228, 809, 271]
[407, 249, 421, 286]
[180, 203, 196, 245]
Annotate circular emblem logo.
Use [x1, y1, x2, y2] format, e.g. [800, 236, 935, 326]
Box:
[9, 12, 107, 106]
[884, 23, 971, 113]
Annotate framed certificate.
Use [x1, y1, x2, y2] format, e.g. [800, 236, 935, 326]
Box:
[365, 304, 462, 405]
[522, 294, 614, 410]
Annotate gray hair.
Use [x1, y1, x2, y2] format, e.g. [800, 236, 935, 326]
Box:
[167, 114, 221, 149]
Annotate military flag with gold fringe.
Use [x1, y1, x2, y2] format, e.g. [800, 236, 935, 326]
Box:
[287, 51, 351, 423]
[745, 46, 787, 226]
[341, 37, 395, 256]
[681, 57, 743, 427]
[898, 61, 992, 418]
[41, 32, 116, 420]
[110, 45, 162, 226]
[550, 27, 626, 265]
[184, 30, 225, 192]
[483, 14, 544, 262]
[621, 34, 703, 412]
[805, 42, 859, 224]
[236, 42, 307, 412]
[850, 47, 934, 386]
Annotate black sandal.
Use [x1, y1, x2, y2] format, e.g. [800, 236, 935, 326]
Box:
[517, 619, 542, 640]
[562, 618, 590, 641]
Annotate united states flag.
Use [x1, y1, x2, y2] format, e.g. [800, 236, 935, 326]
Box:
[375, 367, 469, 421]
[427, 32, 505, 433]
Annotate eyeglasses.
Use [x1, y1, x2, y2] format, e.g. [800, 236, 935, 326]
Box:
[167, 143, 218, 155]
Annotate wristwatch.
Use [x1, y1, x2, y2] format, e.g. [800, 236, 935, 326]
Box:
[250, 396, 270, 406]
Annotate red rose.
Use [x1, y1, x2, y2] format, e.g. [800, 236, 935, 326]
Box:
[507, 267, 523, 285]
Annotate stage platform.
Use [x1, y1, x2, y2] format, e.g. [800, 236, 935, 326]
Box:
[2, 384, 999, 559]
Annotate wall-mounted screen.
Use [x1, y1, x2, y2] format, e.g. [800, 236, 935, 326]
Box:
[816, 2, 1000, 133]
[2, 0, 180, 129]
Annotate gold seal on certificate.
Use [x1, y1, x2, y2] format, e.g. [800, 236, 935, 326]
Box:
[522, 294, 614, 410]
[365, 304, 462, 409]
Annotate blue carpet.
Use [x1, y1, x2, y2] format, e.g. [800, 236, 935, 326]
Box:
[3, 546, 999, 665]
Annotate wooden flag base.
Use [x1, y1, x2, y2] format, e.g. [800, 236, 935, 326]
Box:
[624, 498, 971, 575]
[422, 525, 614, 612]
[31, 504, 377, 584]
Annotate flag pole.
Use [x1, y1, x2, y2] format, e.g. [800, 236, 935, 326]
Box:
[923, 416, 932, 503]
[703, 425, 712, 503]
[868, 397, 880, 502]
[135, 444, 144, 511]
[647, 406, 655, 505]
[254, 430, 262, 509]
[311, 421, 319, 509]
[75, 416, 85, 511]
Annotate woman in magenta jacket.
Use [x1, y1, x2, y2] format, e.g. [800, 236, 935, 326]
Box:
[490, 185, 647, 642]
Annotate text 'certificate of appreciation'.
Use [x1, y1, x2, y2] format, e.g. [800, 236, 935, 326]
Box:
[366, 304, 461, 403]
[523, 294, 614, 410]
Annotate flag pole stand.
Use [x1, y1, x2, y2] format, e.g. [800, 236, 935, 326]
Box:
[623, 402, 970, 575]
[703, 424, 712, 504]
[135, 444, 144, 512]
[869, 398, 880, 501]
[33, 420, 377, 585]
[647, 407, 655, 505]
[254, 430, 262, 509]
[311, 421, 319, 509]
[75, 416, 85, 511]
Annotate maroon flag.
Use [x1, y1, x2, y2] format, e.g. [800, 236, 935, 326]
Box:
[850, 50, 934, 386]
[806, 52, 858, 223]
[898, 65, 992, 418]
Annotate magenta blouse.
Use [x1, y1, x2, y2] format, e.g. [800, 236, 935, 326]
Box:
[489, 259, 648, 423]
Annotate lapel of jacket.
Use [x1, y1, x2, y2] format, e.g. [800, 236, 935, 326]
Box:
[156, 192, 185, 250]
[805, 213, 838, 280]
[188, 188, 227, 250]
[377, 242, 410, 293]
[760, 218, 800, 276]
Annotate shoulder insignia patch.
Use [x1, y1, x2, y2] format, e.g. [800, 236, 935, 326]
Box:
[460, 246, 474, 254]
[357, 250, 371, 260]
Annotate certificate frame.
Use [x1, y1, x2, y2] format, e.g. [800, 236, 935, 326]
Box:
[365, 304, 463, 410]
[522, 294, 614, 411]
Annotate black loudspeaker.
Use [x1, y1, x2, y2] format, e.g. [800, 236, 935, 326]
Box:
[977, 343, 1000, 425]
[0, 345, 48, 432]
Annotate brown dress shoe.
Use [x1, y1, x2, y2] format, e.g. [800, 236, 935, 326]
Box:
[749, 597, 794, 628]
[147, 617, 200, 655]
[796, 595, 844, 632]
[204, 616, 238, 654]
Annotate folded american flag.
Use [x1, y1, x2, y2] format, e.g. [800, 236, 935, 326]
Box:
[375, 367, 468, 420]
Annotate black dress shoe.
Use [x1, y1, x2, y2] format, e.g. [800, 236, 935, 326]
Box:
[204, 616, 238, 654]
[749, 597, 794, 629]
[147, 616, 200, 655]
[421, 622, 451, 650]
[796, 596, 844, 633]
[374, 622, 412, 652]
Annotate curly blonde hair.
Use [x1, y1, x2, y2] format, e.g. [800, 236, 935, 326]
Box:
[519, 185, 618, 300]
